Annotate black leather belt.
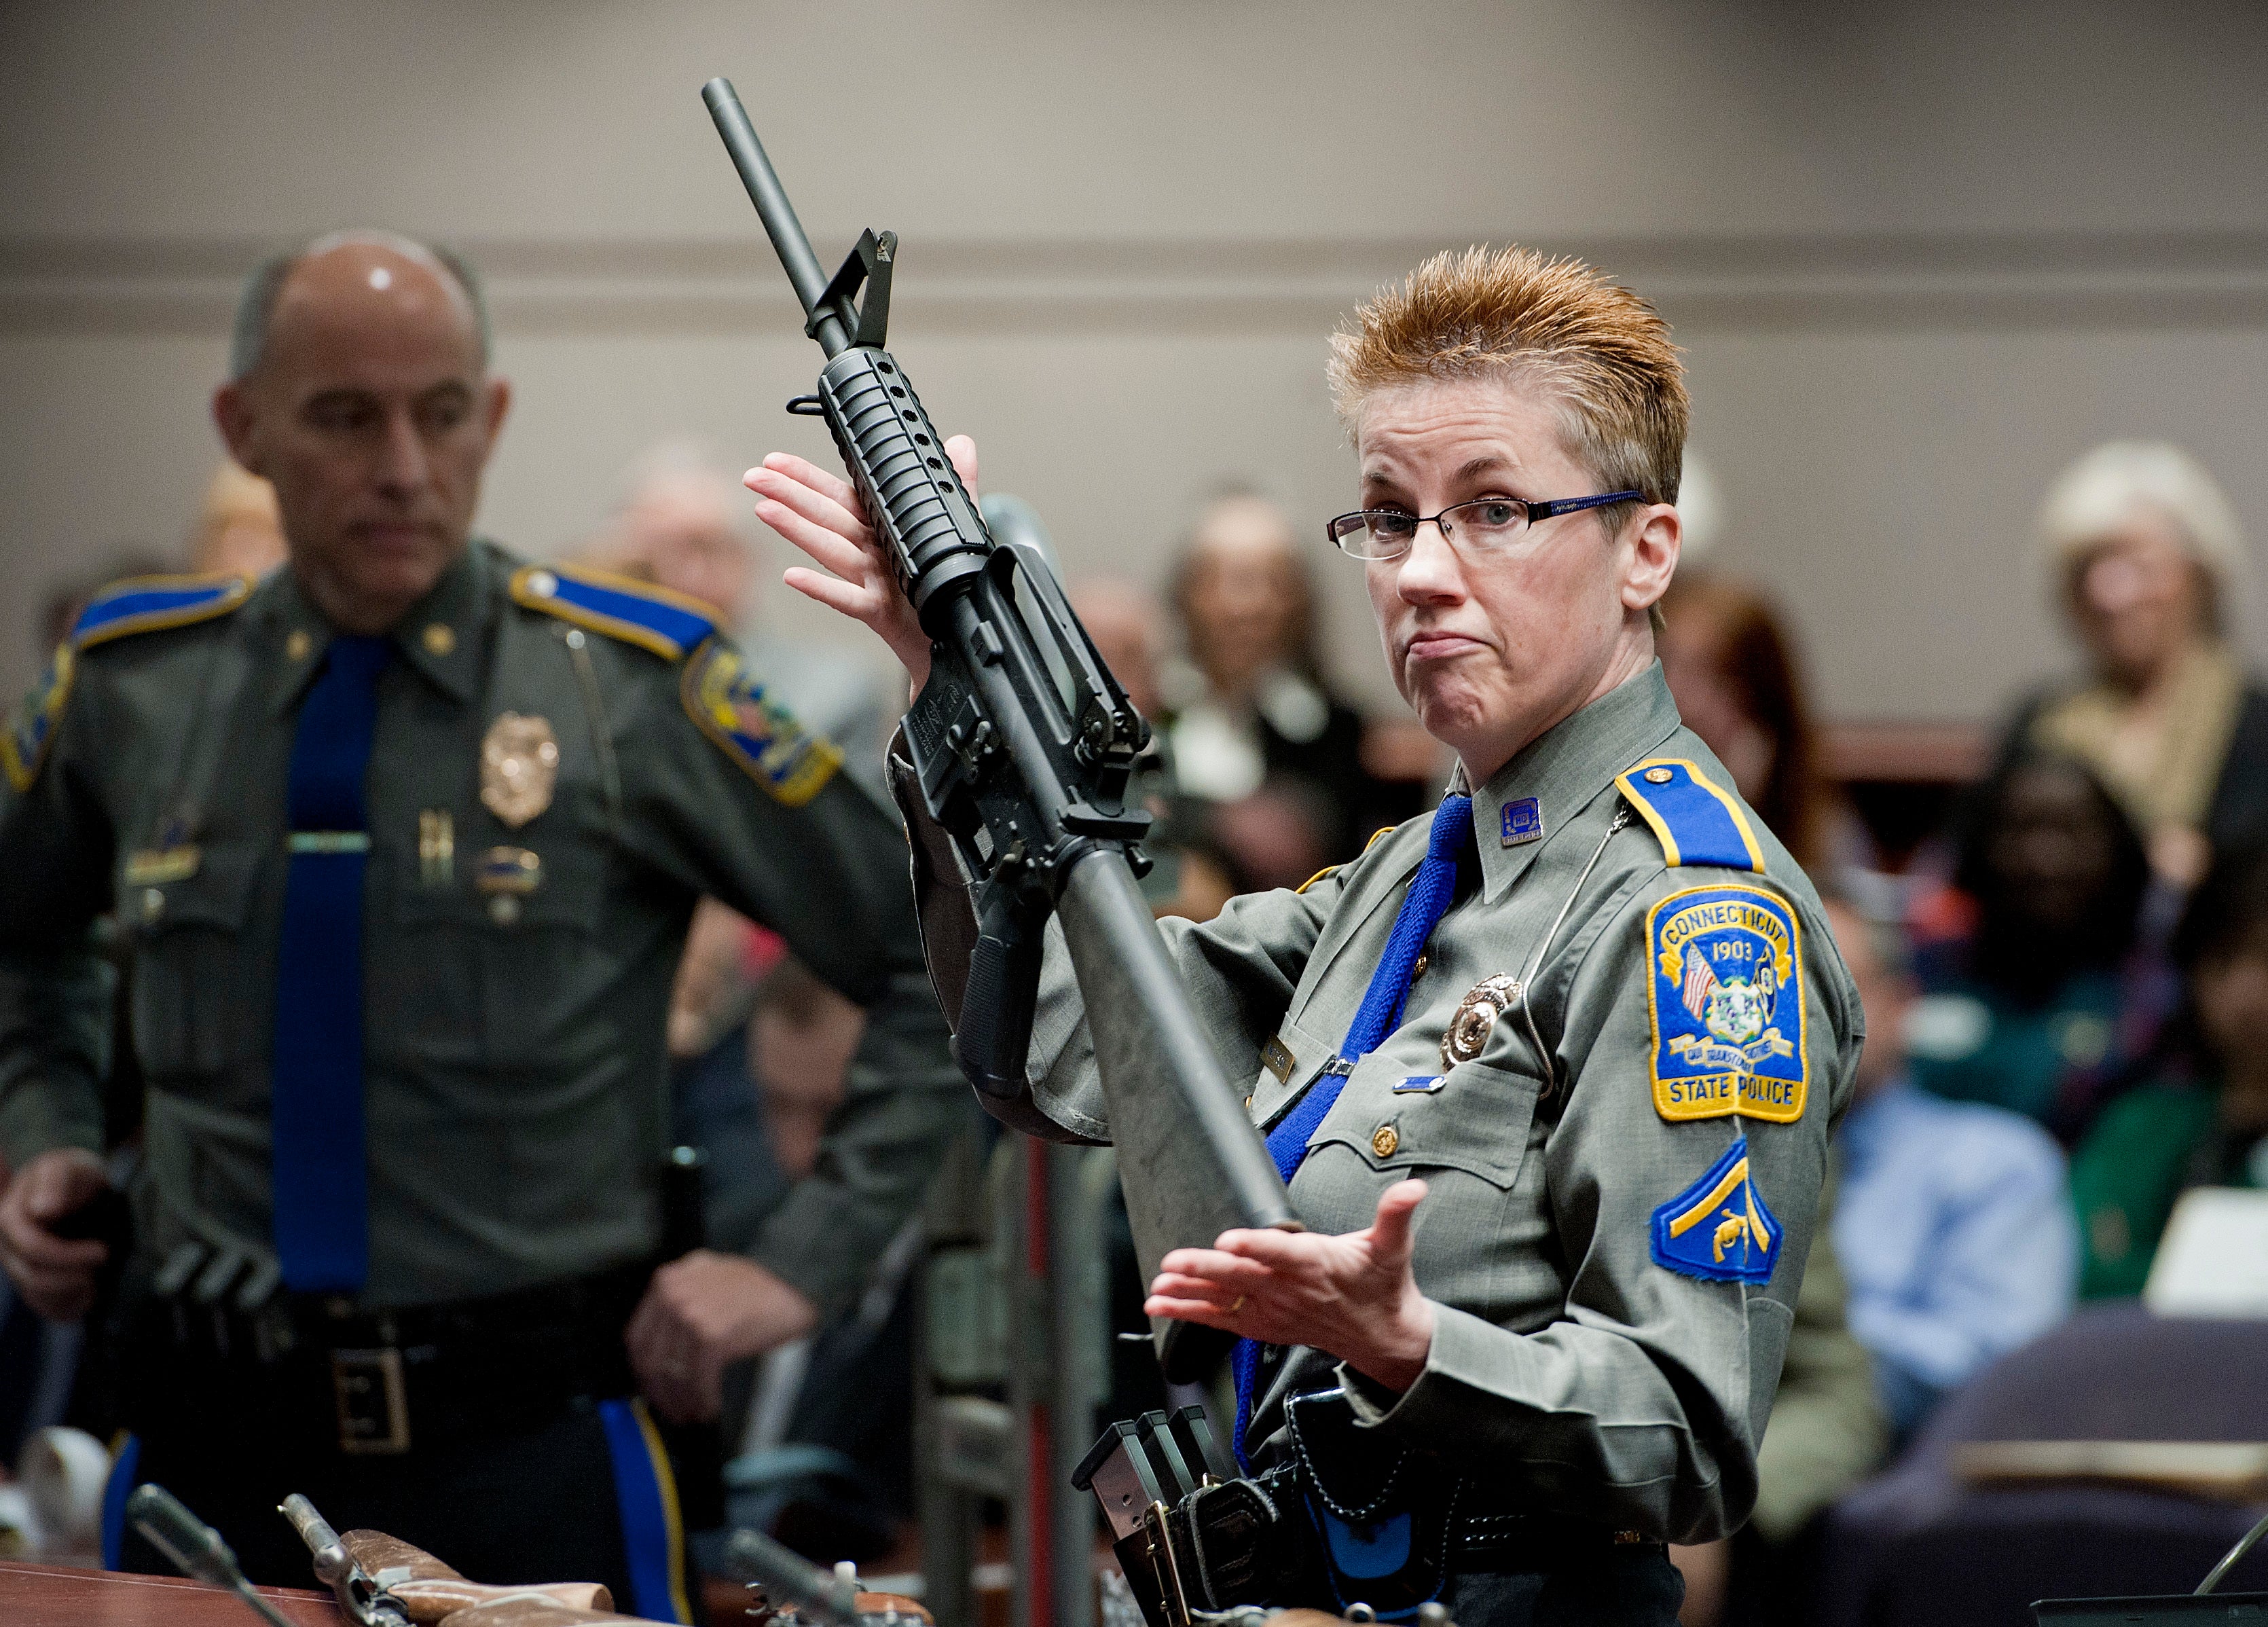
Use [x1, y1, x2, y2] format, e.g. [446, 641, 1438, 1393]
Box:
[127, 1259, 652, 1456]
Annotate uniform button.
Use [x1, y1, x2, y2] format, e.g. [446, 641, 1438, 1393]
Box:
[1644, 766, 1674, 784]
[489, 894, 522, 926]
[1411, 953, 1428, 981]
[422, 623, 457, 657]
[285, 630, 312, 661]
[140, 888, 164, 924]
[1243, 1095, 1254, 1112]
[1372, 1125, 1399, 1158]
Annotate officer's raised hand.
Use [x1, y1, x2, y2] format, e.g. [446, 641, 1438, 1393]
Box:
[1146, 1177, 1439, 1395]
[0, 1148, 112, 1322]
[744, 436, 981, 690]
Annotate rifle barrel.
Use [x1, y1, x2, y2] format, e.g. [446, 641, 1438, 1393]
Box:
[700, 77, 847, 355]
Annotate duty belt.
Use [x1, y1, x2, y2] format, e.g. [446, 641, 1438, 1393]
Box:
[127, 1247, 651, 1457]
[1076, 1402, 1654, 1627]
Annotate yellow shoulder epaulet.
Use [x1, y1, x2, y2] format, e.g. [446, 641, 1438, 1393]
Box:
[69, 572, 253, 651]
[1615, 757, 1764, 872]
[509, 562, 722, 661]
[6, 572, 255, 793]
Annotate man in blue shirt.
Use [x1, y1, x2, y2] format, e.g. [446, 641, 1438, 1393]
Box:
[1827, 896, 2077, 1436]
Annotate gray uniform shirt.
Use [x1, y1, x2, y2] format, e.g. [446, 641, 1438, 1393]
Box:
[905, 665, 1861, 1543]
[0, 541, 962, 1319]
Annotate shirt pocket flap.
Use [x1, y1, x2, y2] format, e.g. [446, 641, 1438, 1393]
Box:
[1310, 1055, 1543, 1190]
[124, 838, 263, 935]
[1250, 1010, 1339, 1129]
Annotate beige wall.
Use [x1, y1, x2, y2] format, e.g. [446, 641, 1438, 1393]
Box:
[4, 0, 2266, 720]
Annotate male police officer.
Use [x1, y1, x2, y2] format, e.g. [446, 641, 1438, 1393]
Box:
[751, 246, 1862, 1624]
[0, 233, 960, 1613]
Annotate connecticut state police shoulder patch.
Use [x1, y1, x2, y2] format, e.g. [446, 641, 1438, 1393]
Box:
[681, 638, 841, 807]
[1650, 1134, 1782, 1284]
[1647, 882, 1808, 1123]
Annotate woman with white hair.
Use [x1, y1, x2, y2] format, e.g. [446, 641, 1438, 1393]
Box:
[2005, 441, 2268, 886]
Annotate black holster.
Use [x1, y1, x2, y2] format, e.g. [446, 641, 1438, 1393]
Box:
[1076, 1391, 1459, 1626]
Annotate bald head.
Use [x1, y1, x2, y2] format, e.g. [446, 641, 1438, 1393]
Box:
[213, 232, 511, 636]
[1176, 492, 1316, 695]
[233, 232, 489, 382]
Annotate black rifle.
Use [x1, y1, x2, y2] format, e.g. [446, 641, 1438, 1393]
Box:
[701, 76, 1294, 1379]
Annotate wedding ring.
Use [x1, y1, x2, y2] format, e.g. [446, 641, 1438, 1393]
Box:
[1228, 1295, 1247, 1314]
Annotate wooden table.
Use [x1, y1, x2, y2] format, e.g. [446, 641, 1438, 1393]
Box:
[0, 1560, 341, 1626]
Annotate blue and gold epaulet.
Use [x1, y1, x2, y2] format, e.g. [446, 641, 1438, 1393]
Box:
[69, 572, 253, 651]
[509, 562, 720, 661]
[1615, 757, 1764, 872]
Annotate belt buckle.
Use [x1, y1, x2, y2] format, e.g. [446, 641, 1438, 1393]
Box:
[331, 1347, 411, 1455]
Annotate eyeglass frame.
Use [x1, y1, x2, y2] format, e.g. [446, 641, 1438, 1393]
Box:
[1325, 490, 1646, 560]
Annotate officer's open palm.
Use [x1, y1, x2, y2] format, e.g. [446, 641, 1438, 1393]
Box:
[1146, 1178, 1438, 1396]
[746, 436, 981, 693]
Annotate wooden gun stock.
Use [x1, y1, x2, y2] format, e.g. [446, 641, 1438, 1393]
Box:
[338, 1529, 617, 1622]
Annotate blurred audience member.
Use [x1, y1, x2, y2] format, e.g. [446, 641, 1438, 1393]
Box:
[1905, 751, 2170, 1135]
[599, 441, 889, 794]
[1658, 570, 1858, 872]
[1829, 894, 2077, 1438]
[607, 447, 882, 1204]
[188, 460, 287, 580]
[2070, 835, 2268, 1297]
[1164, 491, 1421, 858]
[2007, 441, 2265, 888]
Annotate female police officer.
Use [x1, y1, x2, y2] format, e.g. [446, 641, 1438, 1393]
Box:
[748, 246, 1861, 1624]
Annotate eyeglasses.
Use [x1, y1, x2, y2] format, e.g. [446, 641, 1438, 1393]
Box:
[1325, 491, 1643, 561]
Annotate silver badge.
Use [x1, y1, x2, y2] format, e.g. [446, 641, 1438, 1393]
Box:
[1441, 974, 1521, 1070]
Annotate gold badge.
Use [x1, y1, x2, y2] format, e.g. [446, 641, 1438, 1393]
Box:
[1441, 973, 1521, 1070]
[480, 713, 560, 828]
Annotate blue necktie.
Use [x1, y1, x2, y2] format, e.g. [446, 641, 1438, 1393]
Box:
[1228, 794, 1474, 1465]
[271, 634, 392, 1292]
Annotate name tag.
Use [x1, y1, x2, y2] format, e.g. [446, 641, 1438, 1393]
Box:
[1393, 1074, 1445, 1094]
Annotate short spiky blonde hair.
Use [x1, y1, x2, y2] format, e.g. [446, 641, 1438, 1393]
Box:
[1328, 245, 1688, 511]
